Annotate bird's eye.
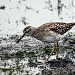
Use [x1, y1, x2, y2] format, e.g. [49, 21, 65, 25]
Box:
[27, 28, 31, 32]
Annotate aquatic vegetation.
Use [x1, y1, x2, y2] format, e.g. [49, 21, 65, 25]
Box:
[0, 34, 75, 75]
[15, 51, 25, 58]
[43, 47, 52, 55]
[26, 51, 36, 57]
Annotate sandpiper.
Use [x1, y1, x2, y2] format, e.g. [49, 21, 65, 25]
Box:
[16, 22, 75, 60]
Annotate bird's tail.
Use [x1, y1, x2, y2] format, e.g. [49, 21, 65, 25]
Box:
[69, 23, 75, 27]
[65, 22, 75, 32]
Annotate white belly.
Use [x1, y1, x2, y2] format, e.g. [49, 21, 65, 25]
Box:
[42, 35, 61, 43]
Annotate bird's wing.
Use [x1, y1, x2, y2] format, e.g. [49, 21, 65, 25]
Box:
[33, 22, 75, 36]
[45, 22, 74, 35]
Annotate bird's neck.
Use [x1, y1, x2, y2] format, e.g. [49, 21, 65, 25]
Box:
[31, 28, 37, 36]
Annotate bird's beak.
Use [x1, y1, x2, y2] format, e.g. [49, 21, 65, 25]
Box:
[16, 32, 26, 43]
[16, 28, 30, 43]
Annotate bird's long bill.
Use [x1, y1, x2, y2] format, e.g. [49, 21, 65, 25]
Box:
[16, 32, 26, 43]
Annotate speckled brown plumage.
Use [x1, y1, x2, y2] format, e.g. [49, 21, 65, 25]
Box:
[16, 22, 75, 43]
[35, 22, 75, 35]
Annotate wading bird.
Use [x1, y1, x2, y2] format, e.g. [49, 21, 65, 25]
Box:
[16, 22, 75, 60]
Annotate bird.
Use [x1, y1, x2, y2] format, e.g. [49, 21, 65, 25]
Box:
[16, 22, 75, 60]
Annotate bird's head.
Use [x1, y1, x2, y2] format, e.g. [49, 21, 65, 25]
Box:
[16, 26, 35, 43]
[23, 26, 35, 36]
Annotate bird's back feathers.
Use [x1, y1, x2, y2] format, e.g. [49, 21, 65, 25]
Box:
[38, 22, 75, 35]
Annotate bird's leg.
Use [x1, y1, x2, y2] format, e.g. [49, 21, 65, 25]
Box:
[47, 43, 56, 61]
[47, 42, 59, 60]
[55, 42, 59, 59]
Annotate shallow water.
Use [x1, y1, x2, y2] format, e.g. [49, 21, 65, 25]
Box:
[0, 34, 75, 75]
